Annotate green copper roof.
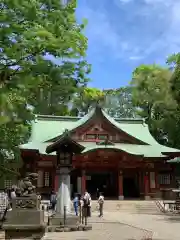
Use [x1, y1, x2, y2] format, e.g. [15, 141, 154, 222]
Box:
[21, 105, 180, 158]
[30, 106, 154, 144]
[20, 141, 170, 158]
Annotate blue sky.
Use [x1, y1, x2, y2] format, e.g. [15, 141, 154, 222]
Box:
[76, 0, 180, 89]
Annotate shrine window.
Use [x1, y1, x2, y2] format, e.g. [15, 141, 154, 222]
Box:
[158, 173, 171, 185]
[98, 134, 108, 140]
[44, 172, 50, 187]
[86, 134, 97, 140]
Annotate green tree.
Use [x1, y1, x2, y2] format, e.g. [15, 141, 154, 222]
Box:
[0, 0, 90, 179]
[71, 87, 105, 116]
[166, 53, 180, 147]
[167, 53, 180, 104]
[130, 64, 176, 144]
[104, 87, 137, 118]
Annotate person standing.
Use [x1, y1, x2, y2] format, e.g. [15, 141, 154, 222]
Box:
[98, 192, 104, 217]
[96, 188, 100, 199]
[10, 188, 16, 209]
[82, 191, 91, 218]
[73, 193, 79, 216]
[10, 188, 16, 200]
[50, 191, 57, 212]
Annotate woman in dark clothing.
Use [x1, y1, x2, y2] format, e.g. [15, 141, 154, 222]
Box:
[50, 191, 57, 211]
[96, 188, 100, 199]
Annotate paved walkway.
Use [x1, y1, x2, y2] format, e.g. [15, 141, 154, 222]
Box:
[43, 215, 150, 240]
[0, 211, 179, 239]
[102, 211, 180, 240]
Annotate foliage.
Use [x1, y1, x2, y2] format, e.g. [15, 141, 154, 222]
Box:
[167, 53, 180, 105]
[104, 87, 137, 118]
[0, 0, 90, 176]
[130, 64, 176, 144]
[71, 87, 105, 116]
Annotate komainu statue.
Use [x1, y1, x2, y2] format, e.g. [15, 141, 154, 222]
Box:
[15, 173, 39, 209]
[16, 173, 38, 197]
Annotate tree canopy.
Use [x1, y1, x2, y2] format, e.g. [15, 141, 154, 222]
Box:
[0, 0, 90, 176]
[2, 0, 180, 181]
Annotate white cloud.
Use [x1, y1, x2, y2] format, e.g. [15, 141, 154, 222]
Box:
[129, 56, 144, 61]
[143, 0, 173, 6]
[78, 5, 144, 61]
[118, 0, 133, 3]
[77, 0, 180, 63]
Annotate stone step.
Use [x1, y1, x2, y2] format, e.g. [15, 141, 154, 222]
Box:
[90, 200, 162, 214]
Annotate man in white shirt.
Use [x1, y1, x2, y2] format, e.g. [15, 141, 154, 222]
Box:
[98, 192, 104, 217]
[83, 191, 91, 217]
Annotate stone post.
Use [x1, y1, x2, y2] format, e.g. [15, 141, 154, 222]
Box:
[56, 167, 71, 215]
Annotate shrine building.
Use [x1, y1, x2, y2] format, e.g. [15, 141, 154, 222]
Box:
[19, 105, 180, 200]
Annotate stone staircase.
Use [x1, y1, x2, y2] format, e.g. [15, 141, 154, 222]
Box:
[91, 200, 163, 214]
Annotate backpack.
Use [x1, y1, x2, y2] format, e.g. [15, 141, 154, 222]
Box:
[83, 196, 90, 207]
[99, 196, 104, 204]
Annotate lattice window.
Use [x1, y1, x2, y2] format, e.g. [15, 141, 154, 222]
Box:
[158, 174, 170, 185]
[98, 134, 108, 140]
[86, 134, 97, 139]
[44, 172, 50, 187]
[4, 179, 12, 189]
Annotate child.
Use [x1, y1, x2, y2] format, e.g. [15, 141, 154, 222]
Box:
[73, 193, 79, 216]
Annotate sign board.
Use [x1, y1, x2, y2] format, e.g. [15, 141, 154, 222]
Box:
[37, 161, 53, 167]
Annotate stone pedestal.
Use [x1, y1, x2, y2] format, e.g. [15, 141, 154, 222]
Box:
[144, 195, 151, 200]
[56, 168, 71, 215]
[118, 195, 124, 200]
[3, 196, 46, 239]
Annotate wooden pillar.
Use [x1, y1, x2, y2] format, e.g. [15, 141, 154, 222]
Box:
[81, 169, 86, 194]
[155, 172, 159, 189]
[144, 172, 150, 199]
[54, 175, 59, 192]
[118, 170, 124, 200]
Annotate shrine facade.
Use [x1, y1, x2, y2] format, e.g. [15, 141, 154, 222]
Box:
[19, 105, 180, 200]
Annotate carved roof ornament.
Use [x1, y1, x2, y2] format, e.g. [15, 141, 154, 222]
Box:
[97, 136, 115, 146]
[63, 128, 70, 138]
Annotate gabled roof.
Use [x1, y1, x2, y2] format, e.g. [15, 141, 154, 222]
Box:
[20, 141, 169, 158]
[20, 104, 180, 158]
[30, 104, 156, 144]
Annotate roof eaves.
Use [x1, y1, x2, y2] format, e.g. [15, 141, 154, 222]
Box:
[46, 135, 85, 154]
[36, 114, 81, 122]
[167, 157, 180, 163]
[81, 145, 144, 157]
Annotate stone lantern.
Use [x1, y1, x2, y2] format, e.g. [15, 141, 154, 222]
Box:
[46, 129, 85, 227]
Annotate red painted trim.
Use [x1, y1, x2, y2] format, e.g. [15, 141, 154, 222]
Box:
[118, 173, 123, 196]
[144, 174, 149, 195]
[81, 170, 86, 194]
[54, 175, 59, 192]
